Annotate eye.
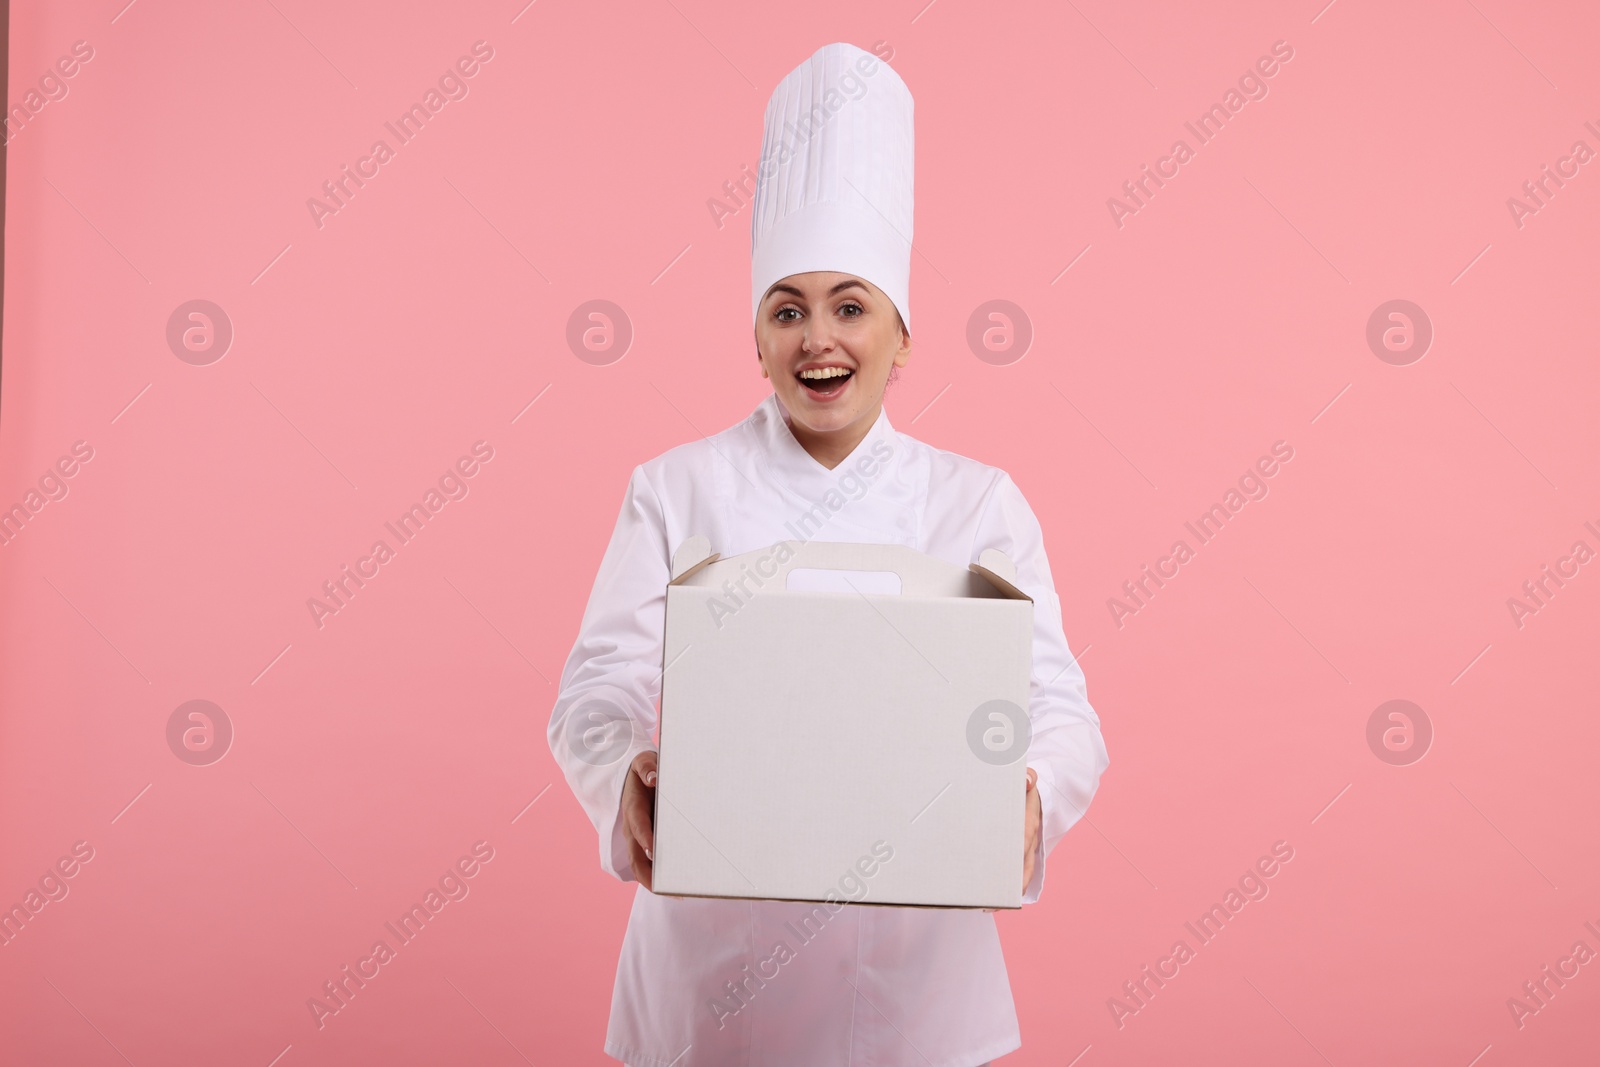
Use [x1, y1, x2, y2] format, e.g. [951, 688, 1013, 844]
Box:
[839, 301, 864, 318]
[775, 307, 800, 322]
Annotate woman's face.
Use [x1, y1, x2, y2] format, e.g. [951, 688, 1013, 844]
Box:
[755, 271, 911, 447]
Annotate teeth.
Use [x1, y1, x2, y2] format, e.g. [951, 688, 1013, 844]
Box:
[799, 367, 852, 380]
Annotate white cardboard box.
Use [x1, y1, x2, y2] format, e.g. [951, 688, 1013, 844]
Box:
[652, 537, 1034, 910]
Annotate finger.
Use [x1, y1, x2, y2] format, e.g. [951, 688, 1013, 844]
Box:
[631, 795, 655, 860]
[628, 832, 654, 891]
[636, 750, 659, 789]
[622, 781, 656, 861]
[628, 774, 656, 858]
[628, 817, 654, 874]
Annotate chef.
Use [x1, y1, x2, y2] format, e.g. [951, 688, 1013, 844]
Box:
[548, 41, 1109, 1067]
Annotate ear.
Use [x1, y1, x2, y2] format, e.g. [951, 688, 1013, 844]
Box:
[893, 324, 912, 368]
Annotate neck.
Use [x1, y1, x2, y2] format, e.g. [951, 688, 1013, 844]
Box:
[786, 403, 880, 470]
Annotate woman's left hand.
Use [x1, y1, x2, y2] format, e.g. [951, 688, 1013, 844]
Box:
[1022, 767, 1041, 892]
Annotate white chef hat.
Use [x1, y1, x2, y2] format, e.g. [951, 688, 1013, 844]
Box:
[750, 42, 914, 335]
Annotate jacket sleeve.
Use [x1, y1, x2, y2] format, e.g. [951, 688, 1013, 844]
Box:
[547, 464, 670, 883]
[973, 471, 1110, 904]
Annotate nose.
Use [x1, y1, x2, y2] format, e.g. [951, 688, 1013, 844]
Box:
[801, 315, 836, 355]
[800, 326, 838, 358]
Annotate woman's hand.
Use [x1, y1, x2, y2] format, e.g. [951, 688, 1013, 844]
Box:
[986, 767, 1043, 911]
[621, 750, 658, 890]
[1022, 767, 1041, 892]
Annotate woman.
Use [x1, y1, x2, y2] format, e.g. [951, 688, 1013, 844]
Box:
[549, 42, 1109, 1066]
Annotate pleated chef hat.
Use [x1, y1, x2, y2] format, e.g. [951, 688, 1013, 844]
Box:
[750, 42, 914, 334]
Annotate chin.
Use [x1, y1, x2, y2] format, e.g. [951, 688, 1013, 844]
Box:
[806, 414, 857, 434]
[789, 406, 841, 428]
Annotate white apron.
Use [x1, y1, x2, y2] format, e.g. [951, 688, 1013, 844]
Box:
[548, 392, 1109, 1066]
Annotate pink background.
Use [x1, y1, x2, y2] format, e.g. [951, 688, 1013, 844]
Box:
[3, 0, 1598, 1063]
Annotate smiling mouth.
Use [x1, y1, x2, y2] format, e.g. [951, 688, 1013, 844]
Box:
[798, 368, 854, 395]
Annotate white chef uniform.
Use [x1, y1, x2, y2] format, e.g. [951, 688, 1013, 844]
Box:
[546, 41, 1108, 1067]
[547, 393, 1109, 1066]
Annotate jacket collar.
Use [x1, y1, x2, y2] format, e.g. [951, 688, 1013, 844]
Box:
[753, 391, 896, 484]
[736, 392, 918, 544]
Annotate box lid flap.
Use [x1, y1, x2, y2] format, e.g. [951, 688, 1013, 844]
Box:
[971, 548, 1031, 602]
[670, 535, 720, 584]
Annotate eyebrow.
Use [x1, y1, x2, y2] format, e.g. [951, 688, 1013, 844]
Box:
[765, 279, 868, 301]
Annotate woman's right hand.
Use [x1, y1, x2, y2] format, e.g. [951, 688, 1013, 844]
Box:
[621, 750, 658, 890]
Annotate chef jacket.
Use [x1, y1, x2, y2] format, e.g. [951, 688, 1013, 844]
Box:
[548, 391, 1109, 1067]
